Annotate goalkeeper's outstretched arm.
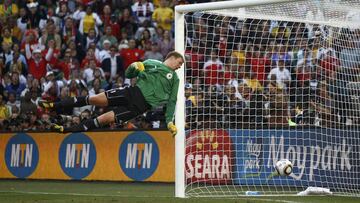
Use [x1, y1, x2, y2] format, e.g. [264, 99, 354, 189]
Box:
[125, 62, 145, 78]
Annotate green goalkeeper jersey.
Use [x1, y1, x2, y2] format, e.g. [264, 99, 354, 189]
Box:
[125, 59, 179, 124]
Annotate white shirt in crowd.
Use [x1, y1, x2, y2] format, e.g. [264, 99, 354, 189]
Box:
[267, 67, 291, 89]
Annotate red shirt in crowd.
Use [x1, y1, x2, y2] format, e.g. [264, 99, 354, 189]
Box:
[81, 58, 101, 69]
[204, 63, 224, 85]
[320, 56, 339, 77]
[185, 49, 204, 77]
[251, 56, 271, 83]
[27, 58, 47, 80]
[55, 61, 71, 80]
[120, 48, 145, 69]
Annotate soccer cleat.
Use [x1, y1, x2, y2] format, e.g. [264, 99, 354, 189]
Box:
[38, 100, 55, 109]
[51, 124, 65, 133]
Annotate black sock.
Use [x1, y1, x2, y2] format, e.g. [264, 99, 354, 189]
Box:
[64, 118, 100, 132]
[55, 96, 89, 108]
[73, 96, 90, 107]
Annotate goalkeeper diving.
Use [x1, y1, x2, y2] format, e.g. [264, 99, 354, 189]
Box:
[38, 51, 184, 136]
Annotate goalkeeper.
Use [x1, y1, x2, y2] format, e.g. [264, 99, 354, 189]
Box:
[39, 51, 184, 136]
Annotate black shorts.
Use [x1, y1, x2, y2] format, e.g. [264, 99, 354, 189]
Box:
[105, 86, 150, 124]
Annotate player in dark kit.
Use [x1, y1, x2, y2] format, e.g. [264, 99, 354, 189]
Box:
[39, 51, 184, 136]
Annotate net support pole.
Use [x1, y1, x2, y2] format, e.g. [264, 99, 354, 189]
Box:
[174, 8, 186, 198]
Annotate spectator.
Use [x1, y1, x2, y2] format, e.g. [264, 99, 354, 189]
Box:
[81, 47, 99, 69]
[20, 29, 39, 53]
[0, 42, 13, 64]
[82, 28, 99, 50]
[100, 4, 112, 27]
[310, 81, 335, 127]
[97, 40, 111, 63]
[25, 48, 48, 80]
[184, 40, 204, 77]
[0, 0, 18, 19]
[5, 71, 26, 98]
[82, 59, 104, 83]
[56, 0, 71, 24]
[99, 26, 118, 49]
[267, 55, 291, 90]
[152, 0, 173, 31]
[137, 28, 152, 50]
[144, 42, 163, 61]
[120, 38, 144, 70]
[24, 1, 47, 30]
[0, 27, 19, 49]
[102, 45, 124, 81]
[20, 91, 37, 114]
[203, 50, 224, 85]
[5, 51, 27, 77]
[118, 7, 137, 37]
[73, 89, 92, 116]
[87, 68, 108, 89]
[268, 88, 289, 126]
[6, 91, 20, 111]
[72, 4, 102, 36]
[16, 7, 27, 32]
[157, 30, 174, 57]
[54, 48, 72, 80]
[132, 0, 154, 25]
[0, 94, 10, 122]
[250, 47, 271, 84]
[61, 17, 80, 50]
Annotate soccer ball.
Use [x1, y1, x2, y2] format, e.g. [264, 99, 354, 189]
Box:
[275, 159, 293, 176]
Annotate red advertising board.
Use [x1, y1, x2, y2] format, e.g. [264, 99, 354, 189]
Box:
[185, 130, 233, 184]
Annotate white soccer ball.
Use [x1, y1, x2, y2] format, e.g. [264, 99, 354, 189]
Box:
[275, 159, 293, 176]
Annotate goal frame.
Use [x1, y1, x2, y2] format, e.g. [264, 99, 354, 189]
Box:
[174, 0, 299, 198]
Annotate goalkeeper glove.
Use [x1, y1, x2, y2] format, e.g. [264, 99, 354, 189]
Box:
[167, 122, 177, 137]
[132, 62, 145, 72]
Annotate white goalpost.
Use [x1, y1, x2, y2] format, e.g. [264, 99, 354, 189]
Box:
[175, 0, 360, 198]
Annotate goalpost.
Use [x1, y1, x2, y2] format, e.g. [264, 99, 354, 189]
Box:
[175, 0, 360, 198]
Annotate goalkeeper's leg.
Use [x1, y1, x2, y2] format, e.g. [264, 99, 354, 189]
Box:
[52, 106, 141, 133]
[53, 110, 115, 133]
[39, 91, 113, 110]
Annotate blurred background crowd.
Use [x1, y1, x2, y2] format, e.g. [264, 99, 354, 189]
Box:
[0, 0, 359, 132]
[0, 0, 217, 132]
[184, 10, 360, 129]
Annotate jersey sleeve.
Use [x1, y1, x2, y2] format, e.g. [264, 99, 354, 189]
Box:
[165, 75, 180, 124]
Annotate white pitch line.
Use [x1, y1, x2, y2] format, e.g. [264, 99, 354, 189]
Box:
[246, 198, 302, 203]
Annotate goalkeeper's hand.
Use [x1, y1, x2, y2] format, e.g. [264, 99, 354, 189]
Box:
[167, 122, 177, 137]
[132, 62, 145, 72]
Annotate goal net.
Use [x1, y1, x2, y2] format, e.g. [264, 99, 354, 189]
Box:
[175, 0, 360, 198]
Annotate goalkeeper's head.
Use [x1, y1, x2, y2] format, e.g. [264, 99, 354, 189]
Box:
[164, 51, 185, 70]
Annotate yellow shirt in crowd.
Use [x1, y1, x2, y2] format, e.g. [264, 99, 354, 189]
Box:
[152, 7, 174, 31]
[0, 3, 18, 17]
[0, 105, 10, 120]
[83, 14, 95, 34]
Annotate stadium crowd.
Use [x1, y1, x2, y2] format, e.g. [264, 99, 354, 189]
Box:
[184, 12, 360, 129]
[0, 0, 359, 132]
[0, 0, 215, 132]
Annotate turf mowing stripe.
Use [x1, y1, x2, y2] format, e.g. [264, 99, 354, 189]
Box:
[0, 190, 304, 203]
[0, 190, 173, 198]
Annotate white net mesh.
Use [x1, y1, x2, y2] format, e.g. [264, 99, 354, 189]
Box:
[182, 0, 360, 197]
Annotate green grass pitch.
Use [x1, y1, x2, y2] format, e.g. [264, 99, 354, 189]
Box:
[0, 180, 359, 203]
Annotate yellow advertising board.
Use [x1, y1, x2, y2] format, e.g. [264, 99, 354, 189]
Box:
[0, 131, 175, 182]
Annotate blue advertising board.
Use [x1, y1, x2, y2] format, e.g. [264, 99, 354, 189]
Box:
[229, 128, 360, 189]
